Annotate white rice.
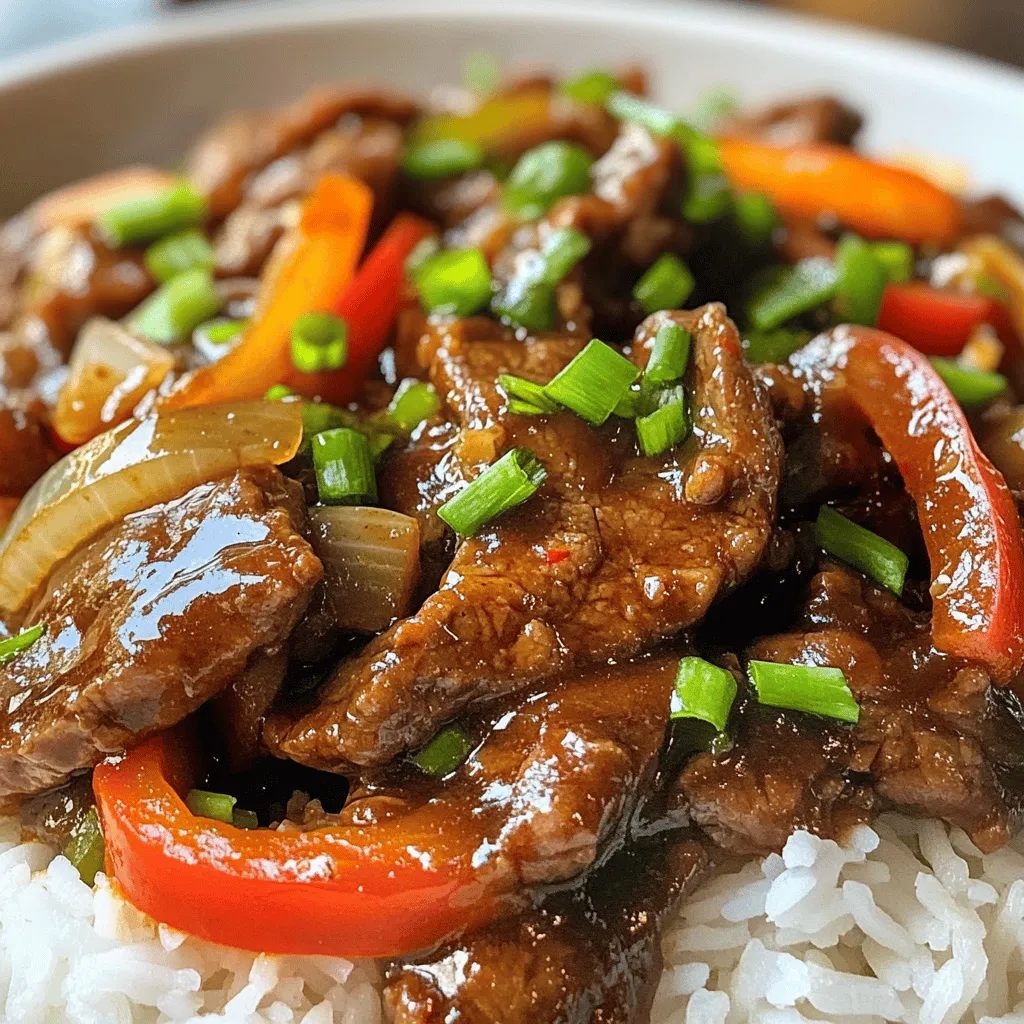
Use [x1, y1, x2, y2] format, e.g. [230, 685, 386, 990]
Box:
[5, 812, 1024, 1023]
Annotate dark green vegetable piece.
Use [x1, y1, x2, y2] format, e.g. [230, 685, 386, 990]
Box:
[870, 240, 914, 284]
[63, 808, 105, 885]
[185, 789, 237, 824]
[644, 322, 691, 385]
[232, 808, 260, 830]
[815, 505, 909, 596]
[835, 234, 888, 326]
[561, 70, 620, 106]
[312, 428, 377, 506]
[504, 141, 594, 219]
[412, 724, 472, 777]
[387, 380, 441, 431]
[741, 328, 812, 364]
[682, 172, 732, 224]
[748, 257, 840, 331]
[733, 192, 779, 241]
[636, 385, 689, 457]
[930, 357, 1009, 408]
[498, 373, 560, 414]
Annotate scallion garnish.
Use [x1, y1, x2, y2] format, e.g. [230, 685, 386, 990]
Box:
[504, 141, 594, 219]
[414, 248, 493, 317]
[741, 328, 811, 365]
[193, 317, 244, 363]
[98, 180, 207, 248]
[929, 357, 1008, 408]
[561, 70, 619, 106]
[232, 808, 260, 830]
[145, 228, 215, 284]
[835, 234, 887, 327]
[682, 171, 732, 224]
[438, 447, 547, 536]
[301, 400, 354, 439]
[63, 808, 104, 885]
[290, 311, 348, 374]
[405, 235, 440, 276]
[387, 379, 441, 431]
[815, 505, 909, 597]
[0, 623, 45, 664]
[747, 660, 860, 724]
[463, 51, 501, 96]
[264, 384, 295, 401]
[541, 227, 592, 284]
[670, 656, 738, 731]
[733, 192, 779, 241]
[689, 88, 739, 131]
[498, 373, 560, 414]
[412, 723, 472, 777]
[312, 428, 378, 506]
[605, 91, 680, 137]
[185, 789, 237, 824]
[543, 339, 640, 425]
[748, 257, 840, 331]
[636, 385, 689, 457]
[129, 268, 222, 344]
[403, 138, 486, 180]
[633, 253, 696, 315]
[870, 240, 914, 284]
[613, 388, 642, 418]
[491, 278, 557, 332]
[644, 322, 691, 385]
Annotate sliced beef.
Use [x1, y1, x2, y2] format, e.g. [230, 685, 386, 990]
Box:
[386, 831, 709, 1024]
[186, 85, 419, 220]
[721, 95, 863, 147]
[267, 304, 783, 770]
[0, 468, 322, 797]
[0, 406, 59, 497]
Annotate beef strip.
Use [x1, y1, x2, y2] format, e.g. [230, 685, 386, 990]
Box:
[0, 467, 322, 797]
[266, 303, 783, 770]
[386, 830, 709, 1024]
[186, 85, 419, 221]
[684, 564, 1024, 854]
[721, 95, 863, 147]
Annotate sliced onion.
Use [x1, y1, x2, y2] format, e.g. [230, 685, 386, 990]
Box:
[308, 506, 421, 634]
[31, 167, 177, 232]
[52, 317, 176, 445]
[961, 235, 1024, 340]
[0, 400, 302, 613]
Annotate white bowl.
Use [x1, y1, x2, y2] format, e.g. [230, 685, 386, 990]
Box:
[1, 0, 1023, 219]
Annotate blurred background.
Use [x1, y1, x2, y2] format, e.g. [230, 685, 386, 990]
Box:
[1, 0, 1022, 69]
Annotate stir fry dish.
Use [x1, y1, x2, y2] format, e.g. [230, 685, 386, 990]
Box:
[3, 64, 1024, 1023]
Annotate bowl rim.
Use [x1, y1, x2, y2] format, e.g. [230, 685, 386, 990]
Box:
[1, 0, 1022, 101]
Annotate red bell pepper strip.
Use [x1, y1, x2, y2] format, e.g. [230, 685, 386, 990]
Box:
[286, 213, 435, 403]
[717, 137, 961, 245]
[165, 174, 372, 410]
[93, 729, 499, 958]
[876, 282, 1017, 357]
[791, 325, 1024, 682]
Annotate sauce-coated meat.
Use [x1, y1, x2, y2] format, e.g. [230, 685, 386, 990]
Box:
[0, 468, 321, 797]
[266, 304, 783, 770]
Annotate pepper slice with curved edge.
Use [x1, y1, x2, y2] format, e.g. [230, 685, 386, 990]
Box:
[93, 728, 498, 958]
[286, 213, 435, 404]
[876, 282, 1018, 356]
[165, 174, 372, 410]
[790, 325, 1024, 682]
[717, 137, 960, 245]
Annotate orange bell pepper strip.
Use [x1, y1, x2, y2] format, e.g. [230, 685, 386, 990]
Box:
[792, 325, 1024, 682]
[94, 728, 500, 958]
[165, 174, 372, 410]
[717, 137, 961, 245]
[286, 212, 435, 404]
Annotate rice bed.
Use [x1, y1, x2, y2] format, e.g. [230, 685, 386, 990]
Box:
[4, 812, 1024, 1023]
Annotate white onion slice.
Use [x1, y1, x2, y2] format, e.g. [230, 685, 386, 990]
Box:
[52, 317, 176, 445]
[0, 399, 302, 613]
[308, 506, 421, 634]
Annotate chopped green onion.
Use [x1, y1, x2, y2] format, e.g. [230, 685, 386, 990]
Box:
[748, 258, 839, 331]
[232, 808, 260, 830]
[412, 723, 472, 776]
[0, 623, 45, 664]
[540, 227, 591, 284]
[498, 373, 560, 414]
[689, 88, 739, 131]
[633, 253, 695, 315]
[815, 505, 909, 596]
[98, 180, 207, 248]
[613, 388, 642, 418]
[734, 192, 779, 241]
[636, 385, 689, 457]
[301, 400, 353, 437]
[414, 248, 493, 317]
[196, 318, 244, 347]
[741, 328, 811, 364]
[543, 339, 640, 425]
[870, 241, 914, 284]
[129, 268, 222, 344]
[403, 138, 486, 180]
[561, 70, 620, 106]
[463, 51, 501, 96]
[145, 228, 214, 284]
[369, 431, 395, 462]
[747, 660, 860, 724]
[63, 808, 104, 885]
[492, 278, 557, 332]
[387, 379, 441, 431]
[186, 789, 237, 824]
[670, 656, 737, 731]
[438, 447, 547, 536]
[290, 311, 347, 374]
[930, 357, 1008, 408]
[644, 322, 691, 385]
[835, 234, 887, 326]
[605, 91, 680, 137]
[682, 171, 732, 224]
[405, 235, 440, 276]
[265, 383, 295, 401]
[312, 428, 378, 506]
[504, 141, 593, 219]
